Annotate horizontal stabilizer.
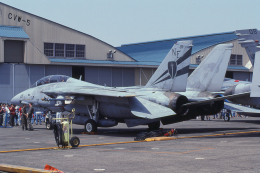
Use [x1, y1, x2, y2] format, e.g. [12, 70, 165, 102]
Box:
[128, 97, 176, 119]
[224, 102, 260, 117]
[183, 92, 250, 107]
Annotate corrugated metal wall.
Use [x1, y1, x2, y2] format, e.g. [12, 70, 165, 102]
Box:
[30, 65, 44, 86]
[0, 64, 73, 103]
[233, 72, 251, 81]
[112, 68, 122, 87]
[45, 65, 72, 77]
[85, 67, 135, 87]
[134, 68, 156, 86]
[0, 64, 13, 103]
[14, 64, 29, 96]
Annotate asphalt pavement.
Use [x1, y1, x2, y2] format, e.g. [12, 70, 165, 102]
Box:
[0, 116, 260, 173]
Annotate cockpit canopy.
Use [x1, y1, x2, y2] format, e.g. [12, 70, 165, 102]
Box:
[31, 75, 70, 88]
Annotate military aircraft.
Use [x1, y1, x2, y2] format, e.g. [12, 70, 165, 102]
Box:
[223, 29, 260, 115]
[11, 41, 247, 132]
[224, 51, 260, 107]
[221, 78, 251, 91]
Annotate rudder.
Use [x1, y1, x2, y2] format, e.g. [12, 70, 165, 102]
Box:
[145, 40, 193, 92]
[187, 43, 233, 92]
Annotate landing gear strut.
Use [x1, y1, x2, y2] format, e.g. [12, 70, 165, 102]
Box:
[85, 100, 99, 132]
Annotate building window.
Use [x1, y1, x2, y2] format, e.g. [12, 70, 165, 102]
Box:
[44, 43, 85, 58]
[44, 43, 54, 56]
[66, 44, 75, 57]
[76, 45, 85, 57]
[229, 54, 242, 66]
[55, 44, 64, 57]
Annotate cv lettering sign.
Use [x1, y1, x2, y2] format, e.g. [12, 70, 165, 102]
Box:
[8, 13, 30, 26]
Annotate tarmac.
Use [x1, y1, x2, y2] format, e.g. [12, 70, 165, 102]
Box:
[0, 116, 260, 173]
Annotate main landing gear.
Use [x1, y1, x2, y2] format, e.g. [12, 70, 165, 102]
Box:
[85, 100, 99, 132]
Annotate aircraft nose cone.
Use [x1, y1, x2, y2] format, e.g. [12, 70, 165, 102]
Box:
[11, 94, 20, 105]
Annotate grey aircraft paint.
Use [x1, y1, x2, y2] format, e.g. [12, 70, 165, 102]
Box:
[12, 41, 251, 131]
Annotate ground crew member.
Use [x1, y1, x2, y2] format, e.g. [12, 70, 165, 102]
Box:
[9, 104, 15, 127]
[21, 104, 28, 131]
[27, 103, 34, 131]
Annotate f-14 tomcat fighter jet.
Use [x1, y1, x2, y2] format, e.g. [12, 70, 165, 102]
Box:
[11, 41, 241, 132]
[223, 29, 260, 115]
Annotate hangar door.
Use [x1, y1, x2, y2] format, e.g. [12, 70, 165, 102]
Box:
[4, 40, 24, 63]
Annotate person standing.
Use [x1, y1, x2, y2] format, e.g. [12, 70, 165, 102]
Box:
[9, 104, 15, 127]
[27, 103, 34, 131]
[21, 104, 28, 131]
[2, 103, 6, 127]
[15, 105, 20, 126]
[19, 106, 22, 126]
[5, 104, 10, 126]
[0, 104, 3, 126]
[35, 111, 42, 125]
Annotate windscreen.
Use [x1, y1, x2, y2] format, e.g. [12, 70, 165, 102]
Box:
[31, 75, 70, 88]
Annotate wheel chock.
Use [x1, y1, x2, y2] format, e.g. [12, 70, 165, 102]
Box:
[81, 132, 98, 135]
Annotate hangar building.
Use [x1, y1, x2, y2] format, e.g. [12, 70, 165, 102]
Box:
[0, 2, 253, 103]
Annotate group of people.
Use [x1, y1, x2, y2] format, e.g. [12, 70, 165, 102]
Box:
[198, 107, 249, 121]
[0, 103, 35, 131]
[0, 103, 17, 127]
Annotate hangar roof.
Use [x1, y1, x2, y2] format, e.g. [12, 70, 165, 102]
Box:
[116, 32, 238, 63]
[51, 31, 238, 67]
[0, 25, 29, 39]
[49, 58, 160, 66]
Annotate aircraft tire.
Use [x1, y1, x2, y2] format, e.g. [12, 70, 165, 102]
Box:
[85, 119, 97, 132]
[224, 113, 230, 121]
[46, 122, 52, 130]
[70, 136, 80, 147]
[148, 121, 160, 131]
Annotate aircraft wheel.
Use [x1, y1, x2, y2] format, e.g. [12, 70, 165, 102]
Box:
[46, 122, 52, 130]
[224, 113, 230, 121]
[148, 121, 160, 131]
[70, 136, 80, 147]
[85, 119, 97, 132]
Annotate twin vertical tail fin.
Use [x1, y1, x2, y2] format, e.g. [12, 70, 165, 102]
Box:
[250, 49, 260, 97]
[187, 43, 233, 92]
[145, 40, 193, 92]
[236, 29, 260, 65]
